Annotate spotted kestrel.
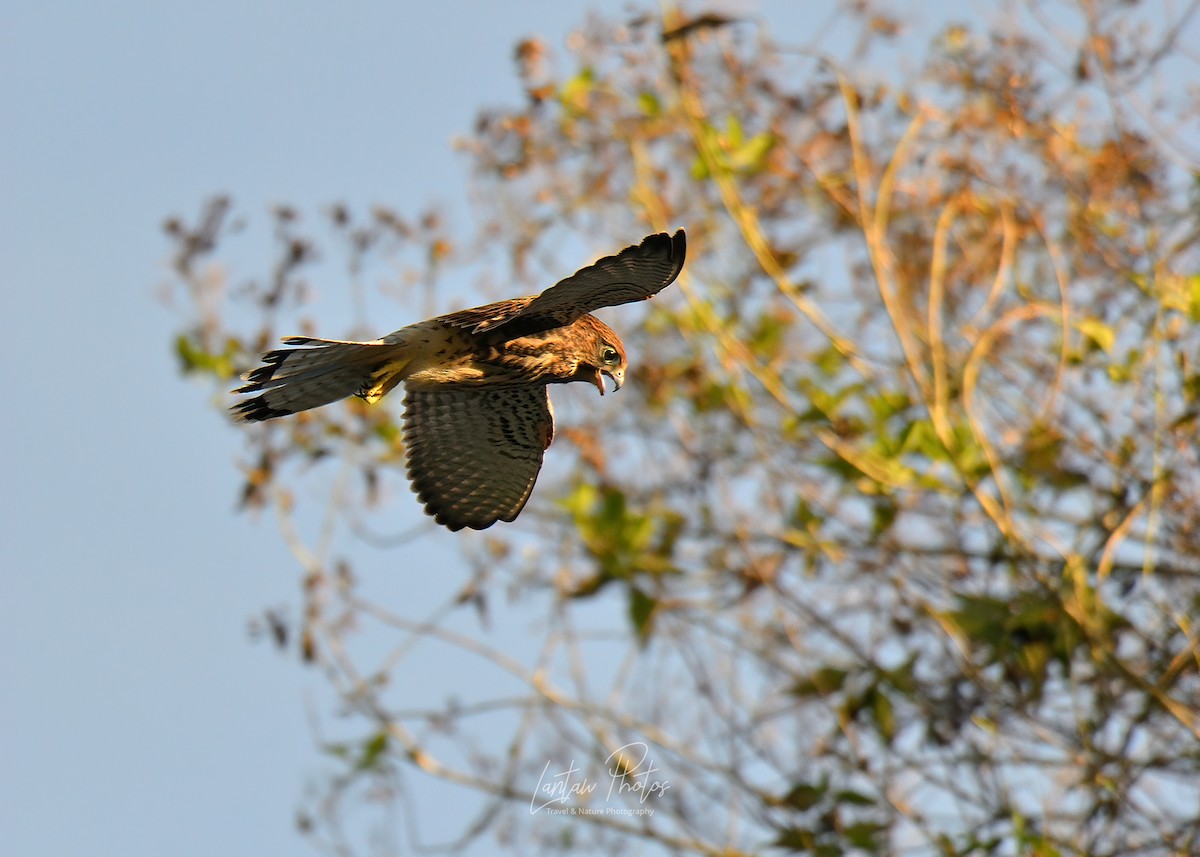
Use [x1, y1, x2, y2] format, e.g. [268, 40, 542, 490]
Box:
[232, 229, 686, 531]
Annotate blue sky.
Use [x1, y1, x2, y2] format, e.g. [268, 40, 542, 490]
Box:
[0, 2, 681, 854]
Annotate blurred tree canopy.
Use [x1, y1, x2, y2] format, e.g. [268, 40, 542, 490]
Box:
[167, 2, 1200, 855]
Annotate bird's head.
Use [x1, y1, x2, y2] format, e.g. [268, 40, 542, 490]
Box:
[569, 316, 627, 395]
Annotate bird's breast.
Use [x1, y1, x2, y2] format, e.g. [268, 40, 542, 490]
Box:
[485, 334, 578, 383]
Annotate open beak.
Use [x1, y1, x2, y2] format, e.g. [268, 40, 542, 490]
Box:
[597, 367, 624, 395]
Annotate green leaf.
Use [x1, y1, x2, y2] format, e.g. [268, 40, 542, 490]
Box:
[748, 308, 790, 359]
[728, 131, 776, 174]
[772, 826, 844, 856]
[814, 345, 847, 376]
[870, 496, 898, 540]
[559, 66, 596, 116]
[871, 688, 896, 743]
[355, 731, 389, 772]
[628, 587, 657, 643]
[790, 497, 821, 530]
[868, 389, 912, 420]
[781, 780, 828, 811]
[1019, 422, 1063, 471]
[174, 333, 237, 379]
[1018, 423, 1089, 490]
[789, 665, 849, 697]
[844, 820, 885, 850]
[834, 789, 876, 807]
[898, 418, 944, 460]
[1075, 317, 1114, 353]
[1152, 271, 1200, 319]
[322, 741, 351, 760]
[691, 116, 776, 179]
[372, 417, 402, 447]
[637, 91, 661, 117]
[560, 483, 681, 599]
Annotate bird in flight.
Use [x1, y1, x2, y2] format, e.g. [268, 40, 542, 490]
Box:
[232, 229, 686, 531]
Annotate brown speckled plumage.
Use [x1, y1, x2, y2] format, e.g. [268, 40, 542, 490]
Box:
[231, 229, 686, 531]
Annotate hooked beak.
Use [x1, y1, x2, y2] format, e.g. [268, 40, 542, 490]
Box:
[596, 367, 624, 395]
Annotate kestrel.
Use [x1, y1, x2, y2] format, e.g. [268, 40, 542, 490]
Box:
[232, 229, 686, 531]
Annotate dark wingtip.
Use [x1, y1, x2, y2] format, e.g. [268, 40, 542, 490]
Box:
[646, 227, 686, 287]
[229, 396, 292, 423]
[234, 350, 290, 393]
[669, 227, 686, 274]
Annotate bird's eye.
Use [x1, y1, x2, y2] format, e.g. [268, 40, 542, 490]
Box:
[601, 346, 619, 364]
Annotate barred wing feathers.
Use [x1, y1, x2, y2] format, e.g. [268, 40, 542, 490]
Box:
[402, 384, 554, 531]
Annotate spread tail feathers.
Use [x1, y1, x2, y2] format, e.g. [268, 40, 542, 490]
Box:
[231, 336, 404, 422]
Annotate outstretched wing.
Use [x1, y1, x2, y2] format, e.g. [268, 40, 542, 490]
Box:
[435, 297, 535, 334]
[469, 229, 686, 337]
[402, 384, 554, 531]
